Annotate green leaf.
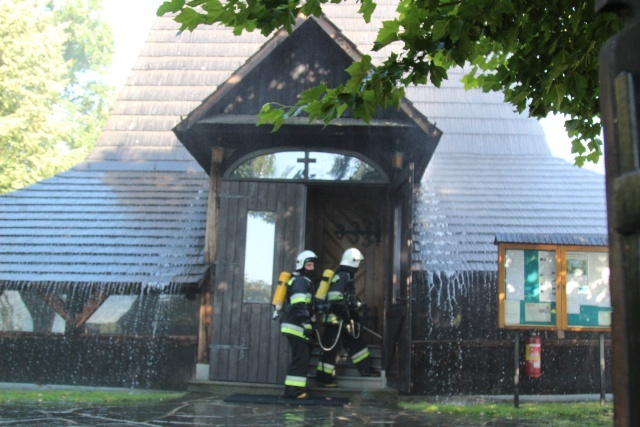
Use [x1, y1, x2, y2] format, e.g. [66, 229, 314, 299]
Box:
[173, 8, 207, 31]
[374, 20, 400, 50]
[157, 0, 186, 16]
[431, 19, 449, 41]
[299, 84, 327, 104]
[301, 0, 322, 17]
[257, 104, 285, 125]
[305, 99, 324, 122]
[358, 0, 377, 23]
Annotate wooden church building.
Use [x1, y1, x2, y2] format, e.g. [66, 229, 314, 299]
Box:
[0, 1, 608, 394]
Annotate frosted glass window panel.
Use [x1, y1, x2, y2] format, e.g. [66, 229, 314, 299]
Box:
[243, 211, 275, 303]
[86, 294, 199, 336]
[230, 152, 305, 179]
[308, 152, 382, 181]
[230, 151, 386, 182]
[0, 290, 65, 333]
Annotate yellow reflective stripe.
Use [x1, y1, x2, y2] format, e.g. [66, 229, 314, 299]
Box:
[352, 348, 370, 364]
[281, 323, 306, 338]
[290, 292, 311, 304]
[316, 362, 335, 374]
[327, 291, 343, 301]
[323, 313, 340, 324]
[285, 375, 307, 387]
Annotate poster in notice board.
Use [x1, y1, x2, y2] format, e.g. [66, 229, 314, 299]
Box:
[565, 251, 611, 328]
[503, 249, 556, 327]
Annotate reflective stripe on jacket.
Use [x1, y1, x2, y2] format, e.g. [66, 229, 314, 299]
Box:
[323, 270, 353, 325]
[280, 274, 313, 341]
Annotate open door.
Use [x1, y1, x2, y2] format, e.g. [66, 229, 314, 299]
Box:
[384, 163, 414, 393]
[209, 181, 306, 384]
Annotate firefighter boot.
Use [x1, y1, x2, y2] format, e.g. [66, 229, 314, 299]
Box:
[359, 366, 381, 377]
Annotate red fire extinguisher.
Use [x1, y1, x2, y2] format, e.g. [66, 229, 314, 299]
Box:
[525, 334, 542, 378]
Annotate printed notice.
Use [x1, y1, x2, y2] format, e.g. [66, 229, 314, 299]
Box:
[587, 252, 610, 308]
[538, 250, 556, 302]
[524, 302, 552, 323]
[566, 251, 588, 314]
[504, 300, 521, 325]
[565, 274, 581, 315]
[505, 249, 525, 300]
[598, 310, 612, 327]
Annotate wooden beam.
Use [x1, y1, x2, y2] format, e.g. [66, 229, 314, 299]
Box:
[74, 290, 110, 330]
[197, 271, 213, 363]
[205, 147, 224, 264]
[34, 288, 70, 324]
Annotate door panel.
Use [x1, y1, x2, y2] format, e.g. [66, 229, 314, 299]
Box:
[384, 163, 414, 393]
[209, 181, 306, 383]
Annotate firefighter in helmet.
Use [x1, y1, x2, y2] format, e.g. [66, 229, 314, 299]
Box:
[316, 248, 380, 387]
[280, 249, 318, 399]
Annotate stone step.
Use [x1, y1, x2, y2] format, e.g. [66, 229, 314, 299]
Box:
[308, 344, 385, 390]
[309, 344, 382, 376]
[309, 371, 387, 390]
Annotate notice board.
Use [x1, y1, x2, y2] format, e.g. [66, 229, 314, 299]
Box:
[498, 243, 611, 331]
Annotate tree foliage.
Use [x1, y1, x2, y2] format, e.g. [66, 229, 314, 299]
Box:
[0, 0, 114, 194]
[158, 0, 623, 166]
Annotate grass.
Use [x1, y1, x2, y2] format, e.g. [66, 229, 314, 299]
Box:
[399, 400, 614, 427]
[0, 389, 186, 405]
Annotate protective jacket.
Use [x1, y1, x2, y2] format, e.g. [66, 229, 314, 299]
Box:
[323, 266, 359, 325]
[280, 273, 314, 341]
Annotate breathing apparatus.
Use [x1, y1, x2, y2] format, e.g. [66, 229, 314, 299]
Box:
[272, 250, 320, 320]
[271, 271, 291, 319]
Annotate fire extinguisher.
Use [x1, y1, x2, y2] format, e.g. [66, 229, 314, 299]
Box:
[525, 333, 542, 378]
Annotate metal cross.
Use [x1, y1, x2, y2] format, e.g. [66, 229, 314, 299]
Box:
[297, 151, 317, 179]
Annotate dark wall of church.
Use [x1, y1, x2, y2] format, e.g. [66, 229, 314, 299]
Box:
[410, 270, 612, 395]
[0, 289, 200, 390]
[0, 334, 197, 390]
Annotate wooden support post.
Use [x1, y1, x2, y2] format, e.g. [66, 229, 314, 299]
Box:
[35, 287, 73, 332]
[596, 1, 640, 424]
[205, 148, 224, 264]
[513, 331, 519, 409]
[74, 290, 110, 330]
[199, 147, 223, 365]
[197, 271, 212, 363]
[600, 332, 607, 406]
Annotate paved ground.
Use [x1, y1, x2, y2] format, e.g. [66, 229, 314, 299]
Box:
[0, 384, 613, 426]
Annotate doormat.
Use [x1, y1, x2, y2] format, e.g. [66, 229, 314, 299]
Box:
[224, 393, 349, 406]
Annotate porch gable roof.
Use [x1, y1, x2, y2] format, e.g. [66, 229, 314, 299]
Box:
[173, 15, 441, 180]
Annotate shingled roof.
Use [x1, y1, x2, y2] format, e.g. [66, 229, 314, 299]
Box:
[0, 0, 607, 287]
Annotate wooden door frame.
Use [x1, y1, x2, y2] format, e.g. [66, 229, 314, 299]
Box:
[384, 162, 414, 393]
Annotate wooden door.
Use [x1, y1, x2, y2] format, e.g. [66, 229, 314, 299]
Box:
[384, 163, 414, 393]
[305, 186, 386, 340]
[209, 181, 306, 383]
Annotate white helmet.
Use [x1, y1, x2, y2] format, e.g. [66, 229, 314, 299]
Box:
[295, 250, 318, 270]
[340, 248, 364, 268]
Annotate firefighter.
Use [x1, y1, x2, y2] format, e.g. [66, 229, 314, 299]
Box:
[316, 248, 380, 387]
[280, 250, 318, 399]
